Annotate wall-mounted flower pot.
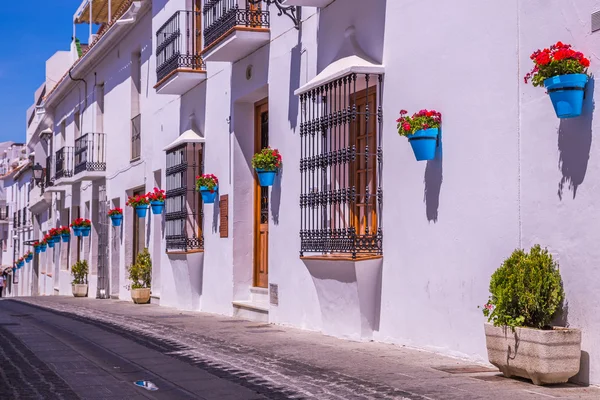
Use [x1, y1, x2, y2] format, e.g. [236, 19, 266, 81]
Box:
[150, 201, 164, 215]
[544, 74, 588, 118]
[135, 205, 149, 218]
[40, 244, 47, 252]
[81, 227, 91, 237]
[53, 235, 61, 244]
[199, 186, 218, 204]
[61, 234, 70, 243]
[408, 128, 439, 161]
[34, 247, 41, 254]
[17, 261, 24, 267]
[25, 255, 33, 263]
[111, 214, 123, 227]
[73, 227, 82, 237]
[255, 168, 277, 187]
[47, 240, 55, 248]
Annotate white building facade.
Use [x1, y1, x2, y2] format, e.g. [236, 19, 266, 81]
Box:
[8, 0, 600, 385]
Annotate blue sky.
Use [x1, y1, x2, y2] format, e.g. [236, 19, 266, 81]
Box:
[0, 1, 94, 143]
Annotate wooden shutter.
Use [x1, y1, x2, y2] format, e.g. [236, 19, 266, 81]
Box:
[219, 195, 228, 238]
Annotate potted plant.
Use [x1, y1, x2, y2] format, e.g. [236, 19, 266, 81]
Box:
[195, 174, 219, 204]
[60, 226, 71, 242]
[45, 234, 55, 248]
[71, 260, 89, 297]
[33, 241, 42, 254]
[40, 239, 47, 252]
[127, 248, 152, 304]
[25, 251, 33, 263]
[396, 109, 442, 161]
[127, 194, 150, 218]
[524, 42, 590, 118]
[71, 220, 82, 237]
[50, 227, 61, 243]
[147, 187, 166, 215]
[252, 147, 282, 187]
[108, 207, 123, 227]
[482, 245, 580, 385]
[71, 218, 91, 237]
[16, 257, 24, 267]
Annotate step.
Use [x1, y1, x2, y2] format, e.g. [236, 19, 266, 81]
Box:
[232, 300, 269, 323]
[250, 286, 269, 303]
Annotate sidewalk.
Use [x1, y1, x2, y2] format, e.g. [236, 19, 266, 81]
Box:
[12, 296, 600, 400]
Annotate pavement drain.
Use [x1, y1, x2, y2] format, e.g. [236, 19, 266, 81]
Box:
[433, 365, 498, 374]
[134, 380, 159, 391]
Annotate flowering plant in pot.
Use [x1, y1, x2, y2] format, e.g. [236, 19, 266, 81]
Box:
[127, 248, 152, 304]
[17, 257, 24, 267]
[49, 228, 61, 243]
[71, 260, 89, 297]
[60, 226, 71, 242]
[147, 188, 166, 215]
[108, 207, 123, 227]
[127, 194, 150, 218]
[482, 245, 579, 385]
[39, 239, 47, 252]
[252, 147, 282, 187]
[25, 251, 33, 263]
[195, 174, 219, 204]
[524, 42, 590, 118]
[71, 218, 91, 237]
[33, 241, 42, 254]
[44, 234, 56, 248]
[397, 109, 442, 161]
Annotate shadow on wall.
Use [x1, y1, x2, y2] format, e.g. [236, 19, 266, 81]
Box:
[557, 78, 594, 200]
[424, 132, 443, 223]
[271, 167, 282, 225]
[212, 194, 219, 233]
[288, 43, 301, 131]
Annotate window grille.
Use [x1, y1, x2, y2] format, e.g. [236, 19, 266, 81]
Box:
[165, 143, 204, 251]
[131, 114, 142, 161]
[299, 73, 383, 258]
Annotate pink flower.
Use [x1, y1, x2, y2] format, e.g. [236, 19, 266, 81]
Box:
[402, 123, 411, 131]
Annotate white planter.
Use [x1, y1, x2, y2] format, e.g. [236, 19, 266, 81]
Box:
[72, 284, 88, 297]
[484, 323, 581, 385]
[131, 288, 151, 304]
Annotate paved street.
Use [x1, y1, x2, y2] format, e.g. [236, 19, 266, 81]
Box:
[0, 297, 599, 400]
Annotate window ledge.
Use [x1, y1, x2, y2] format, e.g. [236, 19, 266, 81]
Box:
[130, 157, 141, 163]
[301, 254, 382, 262]
[46, 273, 53, 277]
[166, 249, 204, 255]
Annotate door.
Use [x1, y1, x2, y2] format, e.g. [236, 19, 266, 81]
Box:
[194, 0, 202, 58]
[254, 99, 269, 288]
[132, 189, 145, 263]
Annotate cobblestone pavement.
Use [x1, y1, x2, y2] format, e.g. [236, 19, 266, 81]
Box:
[5, 297, 600, 400]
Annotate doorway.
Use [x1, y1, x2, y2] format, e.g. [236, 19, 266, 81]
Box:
[253, 99, 269, 288]
[132, 188, 145, 264]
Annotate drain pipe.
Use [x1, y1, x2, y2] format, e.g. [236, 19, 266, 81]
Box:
[68, 67, 87, 128]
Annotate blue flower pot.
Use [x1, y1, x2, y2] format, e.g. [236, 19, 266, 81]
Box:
[61, 234, 70, 243]
[40, 244, 47, 252]
[53, 236, 61, 244]
[47, 240, 55, 248]
[26, 255, 33, 263]
[135, 206, 149, 218]
[110, 214, 123, 227]
[81, 227, 91, 237]
[200, 186, 218, 204]
[35, 247, 41, 254]
[408, 128, 439, 161]
[255, 168, 277, 187]
[73, 227, 82, 237]
[544, 73, 588, 118]
[17, 261, 24, 267]
[150, 201, 164, 215]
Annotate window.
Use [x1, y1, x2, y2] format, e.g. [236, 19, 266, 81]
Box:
[165, 143, 203, 252]
[131, 114, 141, 160]
[131, 52, 142, 161]
[299, 73, 383, 258]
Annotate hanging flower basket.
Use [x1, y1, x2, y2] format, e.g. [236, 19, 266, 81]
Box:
[108, 207, 123, 227]
[252, 148, 282, 187]
[40, 242, 47, 252]
[397, 109, 442, 161]
[196, 174, 219, 204]
[45, 234, 55, 248]
[17, 259, 24, 267]
[60, 226, 71, 242]
[33, 241, 42, 254]
[25, 251, 33, 263]
[73, 226, 82, 237]
[147, 188, 166, 215]
[525, 42, 590, 118]
[127, 194, 150, 218]
[71, 218, 91, 237]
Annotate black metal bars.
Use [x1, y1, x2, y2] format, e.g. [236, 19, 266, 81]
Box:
[74, 133, 106, 175]
[55, 147, 74, 180]
[203, 0, 270, 49]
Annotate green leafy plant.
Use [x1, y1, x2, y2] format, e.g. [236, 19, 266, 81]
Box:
[127, 248, 152, 289]
[396, 109, 442, 137]
[195, 174, 218, 192]
[482, 245, 564, 329]
[525, 41, 590, 87]
[251, 147, 282, 171]
[71, 260, 89, 285]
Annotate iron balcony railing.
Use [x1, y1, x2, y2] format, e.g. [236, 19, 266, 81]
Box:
[74, 133, 106, 175]
[55, 146, 74, 180]
[203, 0, 270, 49]
[156, 10, 206, 82]
[45, 154, 55, 189]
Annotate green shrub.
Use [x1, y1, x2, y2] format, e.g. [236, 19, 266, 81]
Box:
[127, 248, 152, 289]
[483, 245, 564, 329]
[71, 260, 88, 285]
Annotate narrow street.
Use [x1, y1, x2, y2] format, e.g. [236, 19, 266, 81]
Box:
[0, 297, 597, 400]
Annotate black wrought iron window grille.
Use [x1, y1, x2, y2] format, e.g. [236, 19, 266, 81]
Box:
[165, 143, 204, 252]
[55, 147, 74, 179]
[74, 133, 106, 175]
[131, 115, 142, 161]
[299, 73, 384, 258]
[156, 10, 206, 83]
[203, 0, 270, 49]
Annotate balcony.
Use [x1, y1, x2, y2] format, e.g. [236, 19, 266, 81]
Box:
[73, 133, 106, 181]
[155, 10, 207, 95]
[54, 146, 74, 185]
[202, 0, 270, 62]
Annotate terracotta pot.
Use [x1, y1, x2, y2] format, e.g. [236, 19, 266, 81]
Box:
[484, 323, 581, 385]
[72, 284, 88, 297]
[131, 288, 151, 304]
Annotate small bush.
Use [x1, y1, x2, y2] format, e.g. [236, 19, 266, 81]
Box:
[127, 248, 152, 289]
[483, 245, 564, 329]
[71, 260, 89, 285]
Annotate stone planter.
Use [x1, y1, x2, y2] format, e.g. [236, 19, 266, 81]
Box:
[484, 323, 581, 385]
[131, 288, 151, 304]
[72, 284, 88, 297]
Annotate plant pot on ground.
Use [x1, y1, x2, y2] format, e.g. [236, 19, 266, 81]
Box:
[71, 260, 89, 297]
[127, 248, 152, 304]
[482, 245, 580, 385]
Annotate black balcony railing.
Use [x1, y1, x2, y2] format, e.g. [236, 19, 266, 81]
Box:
[203, 0, 270, 49]
[74, 133, 106, 175]
[55, 146, 74, 180]
[156, 10, 206, 83]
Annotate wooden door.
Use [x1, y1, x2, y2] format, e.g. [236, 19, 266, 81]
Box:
[254, 99, 269, 288]
[194, 0, 202, 58]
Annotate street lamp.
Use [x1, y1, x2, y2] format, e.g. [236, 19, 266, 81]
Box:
[33, 162, 44, 185]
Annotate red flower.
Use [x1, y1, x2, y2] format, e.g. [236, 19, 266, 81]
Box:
[581, 57, 590, 67]
[536, 52, 551, 65]
[402, 123, 411, 131]
[399, 109, 408, 115]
